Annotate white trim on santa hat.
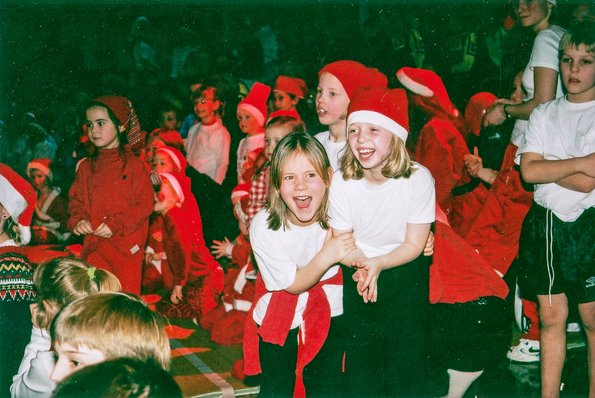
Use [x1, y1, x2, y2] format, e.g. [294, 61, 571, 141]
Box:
[27, 161, 52, 180]
[156, 148, 181, 171]
[348, 110, 408, 142]
[238, 103, 266, 127]
[396, 69, 434, 97]
[159, 172, 185, 204]
[0, 174, 31, 243]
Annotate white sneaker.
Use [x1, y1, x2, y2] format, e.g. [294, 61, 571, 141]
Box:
[507, 339, 540, 363]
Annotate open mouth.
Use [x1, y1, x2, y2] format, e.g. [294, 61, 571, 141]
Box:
[357, 148, 375, 161]
[294, 195, 312, 209]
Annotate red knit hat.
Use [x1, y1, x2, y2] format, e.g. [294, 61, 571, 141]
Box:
[158, 172, 185, 204]
[155, 146, 187, 173]
[266, 109, 301, 123]
[464, 92, 498, 136]
[93, 96, 143, 148]
[0, 163, 36, 244]
[238, 82, 271, 127]
[347, 87, 409, 142]
[274, 76, 308, 99]
[26, 158, 53, 181]
[396, 67, 460, 118]
[318, 60, 388, 99]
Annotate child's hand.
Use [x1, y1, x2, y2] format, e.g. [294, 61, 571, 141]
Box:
[73, 220, 94, 235]
[211, 238, 232, 259]
[171, 285, 183, 304]
[352, 258, 383, 303]
[93, 222, 113, 238]
[464, 148, 483, 178]
[423, 231, 434, 257]
[320, 232, 356, 266]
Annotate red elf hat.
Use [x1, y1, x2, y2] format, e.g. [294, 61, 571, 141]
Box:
[274, 76, 308, 99]
[0, 163, 36, 244]
[93, 95, 143, 148]
[238, 82, 271, 127]
[464, 92, 498, 136]
[319, 60, 387, 99]
[266, 109, 301, 123]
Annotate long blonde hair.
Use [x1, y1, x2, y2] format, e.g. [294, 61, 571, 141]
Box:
[266, 132, 332, 231]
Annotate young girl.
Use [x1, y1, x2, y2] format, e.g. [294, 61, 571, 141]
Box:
[11, 257, 121, 397]
[329, 86, 435, 396]
[272, 75, 308, 112]
[50, 292, 171, 383]
[243, 132, 355, 397]
[68, 96, 154, 295]
[26, 158, 71, 245]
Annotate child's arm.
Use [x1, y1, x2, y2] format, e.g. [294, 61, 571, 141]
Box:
[521, 152, 595, 185]
[68, 160, 93, 234]
[354, 223, 431, 303]
[214, 130, 231, 185]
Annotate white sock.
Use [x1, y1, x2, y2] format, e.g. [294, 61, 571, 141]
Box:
[441, 368, 484, 398]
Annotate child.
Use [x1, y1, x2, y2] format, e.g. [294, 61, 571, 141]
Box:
[50, 292, 171, 383]
[26, 158, 71, 245]
[151, 171, 223, 321]
[329, 86, 435, 396]
[157, 104, 181, 132]
[236, 82, 270, 184]
[272, 75, 308, 112]
[315, 60, 388, 171]
[517, 21, 595, 397]
[244, 132, 355, 396]
[11, 257, 121, 397]
[52, 357, 182, 398]
[185, 80, 231, 186]
[68, 96, 154, 295]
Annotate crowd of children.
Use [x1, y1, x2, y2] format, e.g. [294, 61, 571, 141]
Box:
[0, 3, 592, 397]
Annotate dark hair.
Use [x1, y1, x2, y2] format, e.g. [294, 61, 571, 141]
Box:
[52, 357, 182, 398]
[84, 101, 130, 171]
[559, 19, 595, 58]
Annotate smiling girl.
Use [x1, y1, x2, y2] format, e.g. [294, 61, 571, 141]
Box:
[68, 96, 154, 294]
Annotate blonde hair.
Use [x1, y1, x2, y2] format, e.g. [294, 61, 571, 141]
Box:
[267, 132, 332, 231]
[52, 292, 171, 370]
[33, 257, 121, 329]
[339, 134, 413, 180]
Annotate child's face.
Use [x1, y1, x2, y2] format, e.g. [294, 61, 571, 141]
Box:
[152, 152, 178, 173]
[51, 342, 105, 383]
[280, 152, 328, 227]
[514, 0, 550, 29]
[264, 125, 292, 161]
[28, 169, 49, 191]
[194, 87, 220, 124]
[154, 179, 180, 214]
[510, 72, 525, 104]
[561, 45, 595, 102]
[273, 91, 298, 111]
[316, 72, 350, 130]
[85, 106, 122, 150]
[160, 111, 178, 131]
[237, 108, 262, 135]
[348, 122, 394, 177]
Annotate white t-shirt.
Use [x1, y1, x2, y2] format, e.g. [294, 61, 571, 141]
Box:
[249, 210, 343, 329]
[185, 119, 231, 185]
[237, 133, 265, 183]
[314, 131, 347, 171]
[329, 165, 436, 258]
[517, 97, 595, 222]
[512, 25, 566, 147]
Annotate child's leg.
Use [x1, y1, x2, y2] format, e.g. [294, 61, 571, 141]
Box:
[538, 293, 568, 398]
[579, 301, 595, 397]
[258, 328, 298, 398]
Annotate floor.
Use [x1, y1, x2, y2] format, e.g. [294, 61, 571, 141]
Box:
[167, 318, 589, 398]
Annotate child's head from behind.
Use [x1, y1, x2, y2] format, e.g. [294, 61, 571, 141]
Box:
[559, 20, 594, 101]
[237, 82, 271, 135]
[51, 292, 170, 383]
[152, 147, 187, 174]
[26, 158, 53, 192]
[33, 257, 121, 330]
[267, 133, 332, 231]
[264, 113, 306, 161]
[53, 357, 182, 398]
[192, 80, 222, 125]
[341, 87, 412, 181]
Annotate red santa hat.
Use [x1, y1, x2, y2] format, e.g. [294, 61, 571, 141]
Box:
[266, 109, 301, 123]
[237, 82, 271, 127]
[318, 60, 388, 99]
[347, 87, 409, 142]
[464, 92, 498, 137]
[155, 146, 187, 173]
[274, 76, 308, 99]
[0, 163, 36, 245]
[158, 172, 185, 204]
[93, 95, 143, 149]
[396, 67, 460, 118]
[26, 158, 53, 181]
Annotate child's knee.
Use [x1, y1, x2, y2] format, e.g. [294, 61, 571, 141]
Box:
[579, 302, 595, 331]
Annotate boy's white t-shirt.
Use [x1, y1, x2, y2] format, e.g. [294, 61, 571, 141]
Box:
[314, 131, 347, 171]
[512, 25, 566, 147]
[329, 164, 436, 258]
[249, 210, 343, 329]
[517, 97, 595, 222]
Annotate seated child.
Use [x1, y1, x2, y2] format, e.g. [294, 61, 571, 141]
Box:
[11, 257, 121, 397]
[52, 357, 182, 398]
[50, 292, 170, 383]
[26, 159, 71, 245]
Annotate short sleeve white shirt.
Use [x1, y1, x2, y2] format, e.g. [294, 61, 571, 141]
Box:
[185, 120, 231, 184]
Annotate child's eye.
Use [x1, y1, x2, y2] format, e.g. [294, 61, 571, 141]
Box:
[581, 59, 592, 65]
[330, 91, 337, 97]
[97, 121, 105, 126]
[85, 122, 92, 128]
[283, 175, 294, 181]
[561, 56, 571, 63]
[70, 360, 80, 367]
[306, 172, 318, 178]
[316, 88, 322, 95]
